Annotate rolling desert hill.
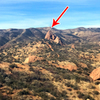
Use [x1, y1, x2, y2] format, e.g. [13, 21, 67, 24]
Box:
[0, 28, 45, 47]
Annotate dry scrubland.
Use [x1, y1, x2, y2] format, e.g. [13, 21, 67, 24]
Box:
[0, 39, 100, 100]
[0, 28, 100, 100]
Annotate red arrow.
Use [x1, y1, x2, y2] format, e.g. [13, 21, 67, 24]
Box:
[51, 6, 69, 28]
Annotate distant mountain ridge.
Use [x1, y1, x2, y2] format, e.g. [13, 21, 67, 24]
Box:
[0, 27, 100, 49]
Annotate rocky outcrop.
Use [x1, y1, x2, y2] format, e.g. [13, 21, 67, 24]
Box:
[45, 30, 63, 45]
[78, 62, 88, 68]
[54, 36, 62, 45]
[63, 63, 77, 71]
[89, 67, 100, 81]
[71, 44, 75, 49]
[45, 30, 54, 40]
[24, 55, 44, 63]
[56, 61, 77, 71]
[0, 62, 10, 71]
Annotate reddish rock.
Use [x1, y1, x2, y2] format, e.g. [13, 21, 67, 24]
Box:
[52, 34, 56, 40]
[64, 63, 77, 71]
[45, 30, 54, 40]
[79, 62, 88, 68]
[56, 62, 77, 71]
[54, 36, 63, 45]
[45, 30, 63, 45]
[89, 67, 100, 81]
[71, 44, 75, 49]
[24, 55, 44, 63]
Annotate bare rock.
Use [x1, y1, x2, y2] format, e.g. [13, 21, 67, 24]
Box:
[45, 30, 63, 45]
[71, 44, 75, 49]
[24, 55, 44, 63]
[45, 30, 51, 40]
[79, 62, 88, 68]
[57, 61, 77, 71]
[63, 63, 77, 71]
[54, 36, 63, 45]
[0, 62, 10, 71]
[45, 30, 55, 40]
[89, 67, 100, 81]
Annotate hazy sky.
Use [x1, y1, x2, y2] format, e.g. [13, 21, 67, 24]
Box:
[0, 0, 100, 29]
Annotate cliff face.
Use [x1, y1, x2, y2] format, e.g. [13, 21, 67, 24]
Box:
[45, 30, 63, 45]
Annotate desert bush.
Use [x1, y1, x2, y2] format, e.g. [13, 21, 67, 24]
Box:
[72, 84, 79, 90]
[5, 77, 11, 83]
[62, 74, 71, 80]
[79, 76, 90, 82]
[0, 74, 5, 83]
[32, 81, 54, 93]
[0, 83, 3, 87]
[39, 92, 49, 100]
[77, 91, 84, 98]
[89, 85, 96, 89]
[93, 91, 99, 95]
[9, 64, 18, 68]
[77, 70, 82, 74]
[65, 82, 79, 90]
[50, 97, 56, 100]
[0, 91, 11, 100]
[83, 94, 94, 100]
[65, 82, 71, 87]
[18, 90, 30, 95]
[95, 81, 100, 85]
[54, 74, 63, 82]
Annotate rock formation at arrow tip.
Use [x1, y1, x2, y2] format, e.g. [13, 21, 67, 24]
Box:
[45, 30, 63, 45]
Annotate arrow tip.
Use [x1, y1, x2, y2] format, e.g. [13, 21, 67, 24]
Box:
[51, 19, 60, 28]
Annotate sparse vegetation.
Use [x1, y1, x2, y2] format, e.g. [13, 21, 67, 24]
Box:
[0, 29, 100, 100]
[9, 64, 18, 68]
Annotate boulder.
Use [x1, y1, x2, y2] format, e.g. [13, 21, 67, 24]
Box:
[79, 62, 88, 68]
[63, 63, 77, 71]
[0, 62, 10, 71]
[57, 61, 77, 71]
[89, 67, 100, 81]
[71, 44, 75, 49]
[24, 56, 44, 63]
